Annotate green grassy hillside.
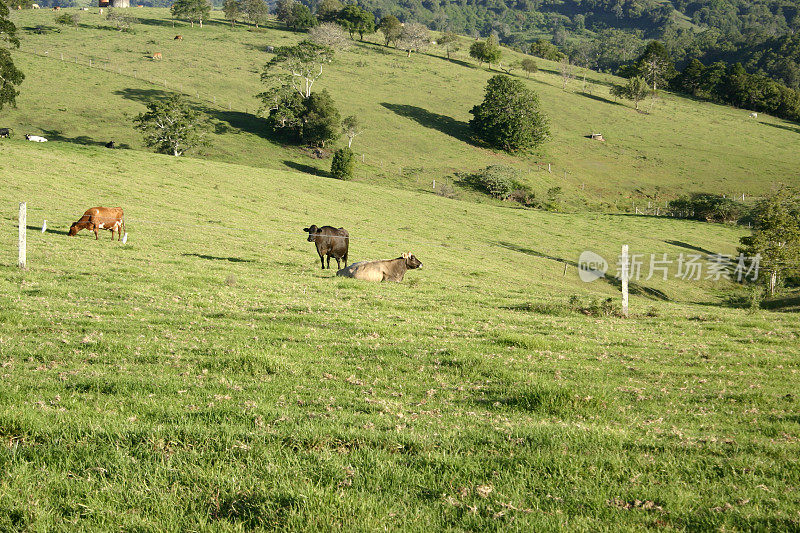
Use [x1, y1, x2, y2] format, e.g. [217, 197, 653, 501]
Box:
[5, 8, 800, 208]
[1, 140, 799, 530]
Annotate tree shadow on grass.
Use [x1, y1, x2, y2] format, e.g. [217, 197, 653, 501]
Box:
[380, 102, 473, 144]
[664, 240, 717, 256]
[578, 91, 622, 106]
[761, 121, 800, 134]
[27, 225, 69, 236]
[114, 88, 279, 140]
[496, 241, 670, 301]
[39, 129, 130, 149]
[182, 253, 254, 263]
[283, 160, 329, 177]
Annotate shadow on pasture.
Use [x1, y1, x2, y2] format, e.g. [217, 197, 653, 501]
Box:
[663, 240, 717, 256]
[182, 253, 254, 263]
[496, 241, 670, 301]
[38, 129, 129, 149]
[380, 103, 473, 144]
[761, 121, 800, 135]
[283, 160, 328, 177]
[578, 91, 622, 106]
[27, 225, 69, 236]
[114, 87, 174, 104]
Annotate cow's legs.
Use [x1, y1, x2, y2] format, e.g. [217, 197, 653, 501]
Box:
[343, 253, 348, 267]
[93, 225, 99, 240]
[326, 255, 331, 269]
[335, 257, 341, 269]
[319, 254, 325, 269]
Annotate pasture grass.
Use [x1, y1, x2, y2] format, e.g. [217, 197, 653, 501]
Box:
[4, 8, 800, 208]
[1, 141, 799, 530]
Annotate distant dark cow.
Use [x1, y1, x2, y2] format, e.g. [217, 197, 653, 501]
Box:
[303, 225, 349, 269]
[174, 35, 183, 40]
[337, 253, 422, 282]
[0, 128, 10, 138]
[105, 141, 115, 148]
[68, 207, 125, 240]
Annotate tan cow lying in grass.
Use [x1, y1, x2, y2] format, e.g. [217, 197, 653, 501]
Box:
[336, 253, 422, 282]
[68, 207, 125, 240]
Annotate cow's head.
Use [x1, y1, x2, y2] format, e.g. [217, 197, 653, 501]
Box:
[68, 223, 80, 236]
[402, 252, 423, 269]
[303, 225, 319, 242]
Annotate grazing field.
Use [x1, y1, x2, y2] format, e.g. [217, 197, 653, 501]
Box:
[5, 8, 800, 207]
[1, 141, 799, 530]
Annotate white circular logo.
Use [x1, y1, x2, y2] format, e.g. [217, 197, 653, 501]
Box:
[578, 251, 608, 282]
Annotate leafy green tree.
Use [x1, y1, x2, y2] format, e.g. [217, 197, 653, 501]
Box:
[520, 57, 538, 77]
[338, 4, 374, 40]
[739, 188, 800, 295]
[331, 147, 355, 179]
[315, 0, 342, 23]
[469, 35, 501, 67]
[309, 22, 350, 50]
[134, 95, 209, 156]
[632, 41, 676, 91]
[529, 39, 564, 61]
[469, 75, 549, 152]
[610, 76, 651, 110]
[222, 0, 241, 26]
[438, 31, 460, 59]
[397, 22, 430, 57]
[286, 3, 316, 31]
[341, 114, 362, 147]
[0, 0, 23, 111]
[242, 0, 268, 28]
[171, 0, 212, 28]
[260, 41, 334, 99]
[672, 57, 704, 95]
[378, 15, 401, 47]
[302, 89, 341, 146]
[275, 0, 298, 23]
[106, 9, 138, 32]
[55, 12, 80, 27]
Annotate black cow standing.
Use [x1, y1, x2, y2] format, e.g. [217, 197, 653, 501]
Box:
[303, 225, 349, 269]
[0, 128, 11, 138]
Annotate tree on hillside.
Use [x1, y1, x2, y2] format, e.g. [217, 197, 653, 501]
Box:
[309, 22, 350, 50]
[610, 76, 651, 110]
[559, 56, 574, 90]
[222, 0, 241, 27]
[739, 188, 800, 295]
[341, 115, 362, 147]
[520, 57, 538, 77]
[106, 9, 139, 32]
[378, 15, 401, 47]
[0, 0, 24, 111]
[632, 41, 676, 92]
[286, 3, 316, 31]
[470, 35, 501, 67]
[671, 57, 704, 95]
[274, 0, 297, 23]
[338, 4, 374, 40]
[171, 0, 212, 28]
[529, 39, 564, 61]
[242, 0, 268, 28]
[315, 0, 342, 23]
[331, 146, 355, 179]
[398, 22, 430, 57]
[302, 89, 341, 146]
[134, 95, 209, 156]
[438, 31, 460, 59]
[260, 41, 334, 99]
[469, 75, 549, 152]
[55, 12, 80, 28]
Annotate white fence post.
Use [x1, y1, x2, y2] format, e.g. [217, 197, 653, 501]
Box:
[18, 202, 26, 269]
[621, 244, 629, 318]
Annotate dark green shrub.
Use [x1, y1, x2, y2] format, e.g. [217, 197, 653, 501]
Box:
[469, 165, 521, 200]
[331, 147, 355, 180]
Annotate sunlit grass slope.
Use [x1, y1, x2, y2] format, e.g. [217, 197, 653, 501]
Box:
[1, 141, 798, 530]
[5, 8, 800, 207]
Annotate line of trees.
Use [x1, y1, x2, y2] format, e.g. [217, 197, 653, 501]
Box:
[0, 0, 24, 111]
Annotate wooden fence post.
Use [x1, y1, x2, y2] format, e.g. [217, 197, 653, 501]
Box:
[620, 244, 629, 317]
[18, 202, 26, 269]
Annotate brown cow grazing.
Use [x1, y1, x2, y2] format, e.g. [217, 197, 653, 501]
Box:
[152, 52, 162, 60]
[336, 252, 422, 282]
[174, 35, 183, 40]
[303, 225, 349, 269]
[68, 207, 125, 241]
